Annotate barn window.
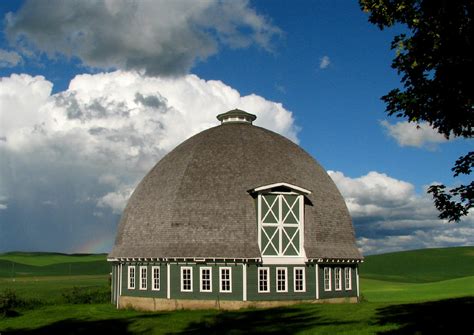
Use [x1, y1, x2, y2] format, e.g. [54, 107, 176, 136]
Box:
[324, 267, 331, 291]
[139, 266, 147, 290]
[219, 267, 232, 293]
[345, 267, 352, 290]
[294, 267, 305, 292]
[258, 267, 270, 293]
[252, 182, 310, 261]
[276, 267, 287, 292]
[200, 267, 212, 292]
[152, 266, 160, 291]
[335, 267, 342, 291]
[128, 266, 135, 289]
[181, 267, 193, 292]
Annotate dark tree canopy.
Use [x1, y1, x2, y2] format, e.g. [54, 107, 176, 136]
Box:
[359, 0, 473, 221]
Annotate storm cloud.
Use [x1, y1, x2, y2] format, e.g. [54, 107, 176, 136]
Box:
[5, 0, 281, 76]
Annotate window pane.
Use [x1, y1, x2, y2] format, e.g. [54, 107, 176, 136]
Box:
[220, 268, 231, 292]
[153, 267, 160, 290]
[277, 268, 287, 292]
[258, 268, 269, 292]
[324, 267, 331, 291]
[294, 268, 304, 292]
[345, 268, 351, 290]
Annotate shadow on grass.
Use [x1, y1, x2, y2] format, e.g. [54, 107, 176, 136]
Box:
[172, 306, 353, 334]
[375, 296, 474, 334]
[2, 313, 164, 335]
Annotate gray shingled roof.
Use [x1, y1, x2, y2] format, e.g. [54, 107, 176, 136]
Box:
[109, 121, 363, 260]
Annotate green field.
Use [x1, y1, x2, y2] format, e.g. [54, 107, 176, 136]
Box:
[0, 247, 473, 334]
[359, 246, 474, 282]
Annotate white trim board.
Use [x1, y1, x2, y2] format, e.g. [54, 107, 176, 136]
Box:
[251, 182, 311, 195]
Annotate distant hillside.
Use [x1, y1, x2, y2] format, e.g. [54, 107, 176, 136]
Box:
[0, 252, 109, 277]
[2, 247, 473, 282]
[359, 246, 474, 283]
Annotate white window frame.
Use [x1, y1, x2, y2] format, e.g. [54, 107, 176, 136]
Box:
[219, 267, 232, 293]
[276, 267, 288, 292]
[345, 267, 352, 290]
[139, 266, 147, 290]
[152, 266, 160, 291]
[335, 267, 342, 291]
[324, 267, 332, 291]
[294, 267, 306, 292]
[200, 267, 212, 293]
[258, 193, 305, 259]
[128, 266, 135, 289]
[181, 266, 193, 292]
[258, 267, 270, 293]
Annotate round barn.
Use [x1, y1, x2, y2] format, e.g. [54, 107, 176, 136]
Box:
[108, 109, 363, 310]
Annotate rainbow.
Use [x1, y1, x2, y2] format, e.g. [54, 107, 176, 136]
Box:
[75, 235, 114, 254]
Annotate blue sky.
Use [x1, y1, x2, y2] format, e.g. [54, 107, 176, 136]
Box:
[0, 0, 472, 255]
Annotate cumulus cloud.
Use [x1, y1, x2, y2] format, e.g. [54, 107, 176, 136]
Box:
[0, 49, 22, 67]
[328, 170, 474, 254]
[380, 120, 448, 149]
[319, 55, 330, 69]
[5, 0, 281, 76]
[0, 71, 297, 252]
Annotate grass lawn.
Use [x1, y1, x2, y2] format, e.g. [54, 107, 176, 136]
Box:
[0, 275, 108, 302]
[1, 298, 473, 334]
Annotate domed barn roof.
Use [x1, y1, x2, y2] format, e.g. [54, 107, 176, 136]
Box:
[109, 110, 362, 261]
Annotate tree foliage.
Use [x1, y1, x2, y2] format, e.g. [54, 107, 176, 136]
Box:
[360, 0, 473, 221]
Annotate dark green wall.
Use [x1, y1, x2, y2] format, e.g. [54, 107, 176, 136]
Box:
[120, 262, 167, 299]
[169, 262, 243, 301]
[117, 261, 358, 301]
[247, 264, 316, 301]
[317, 264, 358, 299]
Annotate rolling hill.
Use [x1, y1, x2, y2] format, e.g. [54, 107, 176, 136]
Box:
[359, 246, 474, 283]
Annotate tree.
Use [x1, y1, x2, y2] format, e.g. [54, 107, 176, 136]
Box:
[359, 0, 473, 221]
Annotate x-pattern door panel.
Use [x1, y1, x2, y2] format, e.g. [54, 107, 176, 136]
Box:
[260, 194, 302, 256]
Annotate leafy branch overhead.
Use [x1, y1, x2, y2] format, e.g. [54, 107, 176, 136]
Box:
[359, 0, 473, 221]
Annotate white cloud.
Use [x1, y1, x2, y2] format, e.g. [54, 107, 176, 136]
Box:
[328, 170, 474, 255]
[328, 170, 416, 214]
[380, 120, 447, 149]
[97, 185, 134, 214]
[0, 49, 22, 67]
[319, 55, 330, 69]
[6, 0, 281, 76]
[0, 71, 298, 247]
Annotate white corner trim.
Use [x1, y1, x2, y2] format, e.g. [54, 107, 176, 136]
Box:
[167, 263, 171, 299]
[356, 267, 360, 298]
[243, 264, 247, 301]
[315, 264, 319, 299]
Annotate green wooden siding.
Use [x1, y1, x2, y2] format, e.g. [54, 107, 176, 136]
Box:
[317, 264, 358, 299]
[116, 262, 358, 302]
[170, 263, 242, 301]
[120, 263, 167, 299]
[247, 264, 316, 301]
